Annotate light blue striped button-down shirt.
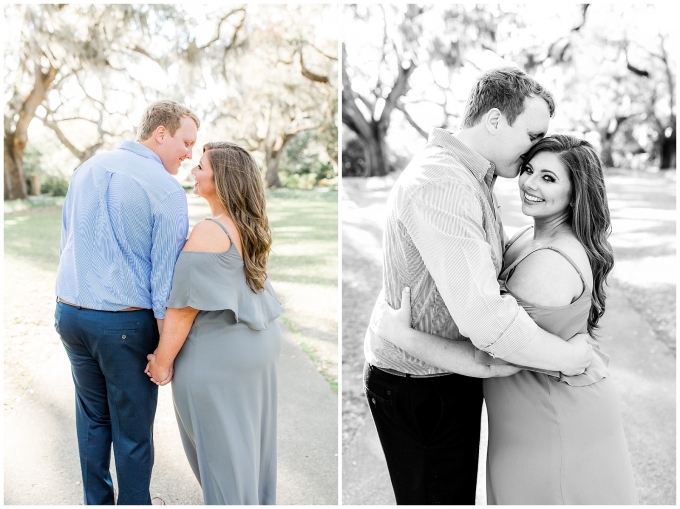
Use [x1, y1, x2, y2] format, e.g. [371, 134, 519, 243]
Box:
[365, 128, 538, 375]
[55, 141, 189, 319]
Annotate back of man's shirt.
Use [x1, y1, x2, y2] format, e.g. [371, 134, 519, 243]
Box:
[55, 141, 189, 319]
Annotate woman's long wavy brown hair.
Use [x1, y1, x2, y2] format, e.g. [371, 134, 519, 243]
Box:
[203, 142, 272, 293]
[521, 134, 614, 335]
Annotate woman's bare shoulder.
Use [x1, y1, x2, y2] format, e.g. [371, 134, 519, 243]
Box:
[507, 246, 585, 307]
[182, 220, 232, 253]
[550, 235, 594, 286]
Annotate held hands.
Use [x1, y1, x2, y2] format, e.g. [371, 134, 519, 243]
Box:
[144, 349, 174, 386]
[561, 333, 593, 376]
[370, 287, 413, 342]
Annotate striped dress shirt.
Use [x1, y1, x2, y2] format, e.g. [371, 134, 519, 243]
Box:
[55, 141, 189, 319]
[365, 128, 538, 375]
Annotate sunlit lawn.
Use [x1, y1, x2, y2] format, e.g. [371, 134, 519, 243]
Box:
[4, 207, 63, 271]
[265, 188, 338, 392]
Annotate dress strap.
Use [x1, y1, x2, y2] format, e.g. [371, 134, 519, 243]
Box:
[205, 217, 235, 244]
[506, 245, 588, 292]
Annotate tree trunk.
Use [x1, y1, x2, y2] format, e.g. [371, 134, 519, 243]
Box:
[4, 133, 28, 200]
[265, 148, 282, 188]
[600, 139, 615, 167]
[596, 124, 616, 167]
[363, 131, 388, 177]
[30, 175, 41, 196]
[658, 128, 676, 170]
[4, 61, 58, 200]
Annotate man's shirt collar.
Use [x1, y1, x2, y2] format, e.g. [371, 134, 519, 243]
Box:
[428, 128, 496, 187]
[119, 140, 164, 167]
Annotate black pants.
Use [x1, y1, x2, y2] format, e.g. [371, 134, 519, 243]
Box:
[364, 363, 483, 505]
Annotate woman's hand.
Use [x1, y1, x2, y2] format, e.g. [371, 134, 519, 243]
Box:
[370, 287, 413, 343]
[145, 352, 174, 386]
[560, 333, 592, 376]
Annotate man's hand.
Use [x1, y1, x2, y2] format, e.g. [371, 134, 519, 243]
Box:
[561, 333, 593, 376]
[144, 348, 157, 375]
[371, 287, 412, 341]
[145, 353, 174, 386]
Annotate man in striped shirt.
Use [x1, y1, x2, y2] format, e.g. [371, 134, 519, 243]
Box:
[364, 68, 594, 504]
[55, 101, 199, 505]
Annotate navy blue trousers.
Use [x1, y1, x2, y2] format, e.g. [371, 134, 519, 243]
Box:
[55, 302, 159, 505]
[364, 363, 483, 505]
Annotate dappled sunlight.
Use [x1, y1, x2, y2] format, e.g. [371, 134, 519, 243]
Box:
[343, 202, 388, 231]
[609, 228, 675, 253]
[274, 226, 314, 234]
[4, 215, 31, 227]
[4, 209, 63, 272]
[609, 205, 676, 219]
[342, 222, 384, 268]
[275, 281, 337, 327]
[612, 257, 675, 286]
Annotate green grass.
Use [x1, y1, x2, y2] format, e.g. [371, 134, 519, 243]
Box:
[266, 186, 338, 202]
[4, 207, 63, 272]
[4, 196, 66, 214]
[265, 189, 338, 392]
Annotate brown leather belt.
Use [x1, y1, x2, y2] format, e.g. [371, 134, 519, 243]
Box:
[57, 297, 145, 312]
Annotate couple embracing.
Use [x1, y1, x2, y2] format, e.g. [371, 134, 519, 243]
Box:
[365, 67, 638, 504]
[55, 101, 283, 505]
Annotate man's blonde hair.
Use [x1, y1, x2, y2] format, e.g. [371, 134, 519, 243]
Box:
[136, 100, 200, 141]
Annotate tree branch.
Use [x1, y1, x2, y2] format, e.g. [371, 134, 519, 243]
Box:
[396, 102, 428, 139]
[223, 8, 247, 51]
[379, 59, 416, 128]
[625, 47, 650, 78]
[341, 43, 373, 140]
[37, 114, 84, 159]
[299, 48, 329, 84]
[14, 61, 59, 145]
[305, 41, 338, 61]
[197, 7, 246, 51]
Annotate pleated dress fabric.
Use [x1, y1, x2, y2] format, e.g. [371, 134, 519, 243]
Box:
[166, 219, 284, 505]
[483, 242, 639, 505]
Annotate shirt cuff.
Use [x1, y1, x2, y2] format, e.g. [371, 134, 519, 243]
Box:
[482, 307, 538, 359]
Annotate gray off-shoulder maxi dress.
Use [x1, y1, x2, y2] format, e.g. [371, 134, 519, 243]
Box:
[482, 233, 638, 504]
[166, 219, 284, 505]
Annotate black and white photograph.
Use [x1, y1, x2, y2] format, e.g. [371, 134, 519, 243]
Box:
[341, 3, 675, 505]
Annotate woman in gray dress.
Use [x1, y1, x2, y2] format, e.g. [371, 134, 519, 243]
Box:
[372, 135, 638, 504]
[146, 141, 284, 505]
